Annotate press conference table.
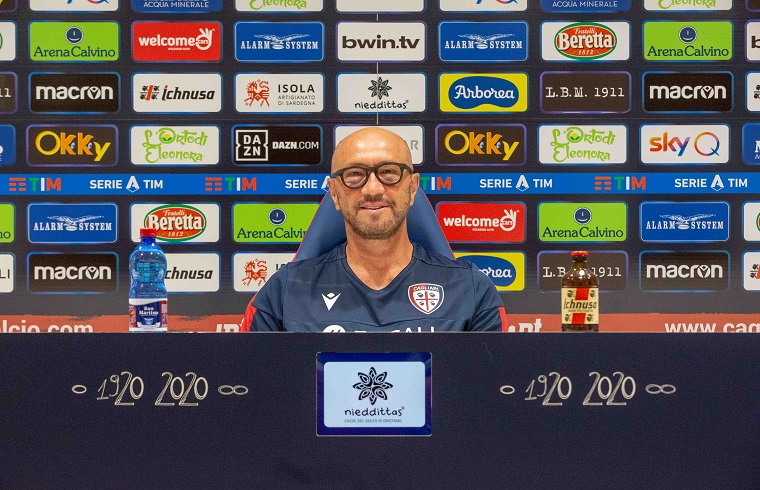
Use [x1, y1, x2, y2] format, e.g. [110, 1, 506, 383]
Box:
[1, 333, 757, 488]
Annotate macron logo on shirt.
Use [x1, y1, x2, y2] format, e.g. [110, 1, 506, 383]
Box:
[322, 292, 340, 311]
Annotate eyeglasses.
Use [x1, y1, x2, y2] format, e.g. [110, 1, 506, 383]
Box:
[331, 162, 413, 189]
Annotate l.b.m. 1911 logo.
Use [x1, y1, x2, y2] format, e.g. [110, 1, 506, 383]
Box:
[541, 71, 631, 113]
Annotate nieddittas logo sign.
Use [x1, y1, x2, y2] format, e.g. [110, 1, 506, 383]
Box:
[28, 252, 118, 293]
[27, 125, 117, 166]
[640, 201, 729, 243]
[0, 22, 17, 61]
[27, 203, 117, 244]
[130, 203, 220, 243]
[643, 72, 732, 112]
[538, 202, 627, 242]
[643, 21, 732, 61]
[133, 73, 222, 113]
[541, 21, 630, 61]
[233, 125, 321, 165]
[436, 124, 525, 165]
[439, 73, 528, 113]
[0, 72, 16, 113]
[436, 202, 525, 243]
[538, 124, 627, 165]
[235, 21, 323, 62]
[31, 0, 118, 11]
[236, 0, 323, 12]
[133, 0, 221, 13]
[133, 22, 221, 62]
[233, 203, 318, 243]
[337, 73, 426, 113]
[131, 125, 220, 165]
[29, 22, 119, 62]
[438, 21, 528, 62]
[30, 73, 119, 113]
[454, 252, 525, 291]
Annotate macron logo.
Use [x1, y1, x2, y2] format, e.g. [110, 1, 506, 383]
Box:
[322, 292, 340, 311]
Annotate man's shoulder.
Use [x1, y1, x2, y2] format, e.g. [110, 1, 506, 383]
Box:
[285, 242, 346, 272]
[412, 243, 471, 271]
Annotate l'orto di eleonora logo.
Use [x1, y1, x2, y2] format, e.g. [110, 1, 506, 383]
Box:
[353, 367, 393, 405]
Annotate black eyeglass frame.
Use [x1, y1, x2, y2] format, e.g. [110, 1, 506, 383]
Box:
[331, 162, 414, 189]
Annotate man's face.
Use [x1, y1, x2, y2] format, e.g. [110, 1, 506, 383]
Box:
[328, 130, 419, 241]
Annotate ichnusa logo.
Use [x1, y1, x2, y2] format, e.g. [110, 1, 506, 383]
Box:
[133, 0, 222, 13]
[30, 73, 119, 113]
[235, 21, 323, 62]
[539, 124, 627, 165]
[164, 253, 220, 293]
[236, 0, 323, 12]
[233, 203, 318, 244]
[31, 0, 118, 11]
[0, 22, 17, 61]
[640, 201, 729, 243]
[337, 22, 426, 62]
[438, 21, 528, 62]
[538, 202, 627, 242]
[439, 73, 527, 113]
[643, 21, 732, 61]
[131, 125, 220, 165]
[541, 21, 630, 61]
[337, 73, 426, 113]
[132, 22, 222, 62]
[27, 125, 117, 166]
[235, 73, 324, 113]
[29, 22, 119, 62]
[130, 203, 220, 243]
[454, 252, 525, 291]
[640, 124, 728, 165]
[133, 73, 222, 113]
[27, 203, 117, 244]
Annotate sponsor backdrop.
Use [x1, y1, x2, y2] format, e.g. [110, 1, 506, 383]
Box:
[1, 1, 759, 333]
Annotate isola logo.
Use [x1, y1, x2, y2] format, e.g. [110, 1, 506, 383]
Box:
[458, 255, 516, 287]
[449, 76, 519, 109]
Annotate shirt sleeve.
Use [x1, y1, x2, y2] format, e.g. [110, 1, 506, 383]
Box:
[242, 266, 287, 332]
[467, 263, 507, 332]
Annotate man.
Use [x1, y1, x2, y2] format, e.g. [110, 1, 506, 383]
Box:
[241, 127, 506, 332]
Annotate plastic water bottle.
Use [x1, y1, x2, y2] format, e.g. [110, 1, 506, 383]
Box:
[129, 228, 168, 332]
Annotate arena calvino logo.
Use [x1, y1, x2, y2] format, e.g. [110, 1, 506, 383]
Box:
[30, 73, 119, 113]
[29, 21, 119, 62]
[132, 21, 222, 62]
[27, 252, 118, 293]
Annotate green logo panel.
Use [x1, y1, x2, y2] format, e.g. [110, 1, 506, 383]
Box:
[538, 202, 627, 242]
[233, 203, 318, 244]
[29, 22, 119, 62]
[0, 203, 14, 242]
[643, 21, 732, 61]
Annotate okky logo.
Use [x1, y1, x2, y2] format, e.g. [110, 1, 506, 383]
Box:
[436, 124, 525, 165]
[641, 124, 728, 164]
[27, 125, 117, 166]
[133, 22, 221, 62]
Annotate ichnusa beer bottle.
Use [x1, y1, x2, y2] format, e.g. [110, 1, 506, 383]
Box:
[561, 250, 599, 332]
[129, 228, 168, 332]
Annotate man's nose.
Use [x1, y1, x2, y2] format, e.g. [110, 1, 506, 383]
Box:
[362, 172, 385, 195]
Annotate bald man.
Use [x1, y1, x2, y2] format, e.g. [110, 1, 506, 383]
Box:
[241, 127, 506, 332]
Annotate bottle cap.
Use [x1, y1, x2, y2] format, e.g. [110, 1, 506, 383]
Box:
[571, 250, 588, 257]
[139, 228, 158, 238]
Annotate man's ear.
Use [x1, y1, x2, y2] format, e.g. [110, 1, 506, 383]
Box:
[327, 178, 341, 211]
[409, 172, 419, 205]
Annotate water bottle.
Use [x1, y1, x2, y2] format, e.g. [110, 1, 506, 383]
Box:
[129, 228, 168, 332]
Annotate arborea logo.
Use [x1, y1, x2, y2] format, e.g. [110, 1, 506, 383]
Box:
[353, 367, 393, 405]
[133, 22, 221, 62]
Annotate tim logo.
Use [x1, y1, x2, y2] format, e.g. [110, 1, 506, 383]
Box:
[30, 73, 119, 113]
[353, 367, 393, 405]
[408, 283, 444, 314]
[133, 22, 222, 62]
[235, 22, 323, 62]
[594, 176, 646, 191]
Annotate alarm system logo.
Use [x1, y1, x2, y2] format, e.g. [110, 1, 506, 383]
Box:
[235, 73, 324, 113]
[131, 125, 220, 165]
[30, 73, 119, 113]
[438, 21, 528, 62]
[639, 201, 729, 243]
[235, 22, 324, 62]
[541, 21, 630, 61]
[0, 72, 16, 113]
[236, 0, 323, 12]
[29, 22, 119, 62]
[0, 22, 16, 60]
[232, 125, 321, 165]
[133, 73, 222, 113]
[27, 125, 117, 166]
[133, 22, 222, 62]
[130, 203, 220, 243]
[27, 203, 118, 244]
[28, 252, 119, 293]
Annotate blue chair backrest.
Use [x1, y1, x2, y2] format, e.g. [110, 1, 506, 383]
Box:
[294, 188, 453, 261]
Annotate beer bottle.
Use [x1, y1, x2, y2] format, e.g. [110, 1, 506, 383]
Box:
[561, 250, 599, 332]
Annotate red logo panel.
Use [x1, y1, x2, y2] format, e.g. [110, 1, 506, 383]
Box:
[132, 22, 221, 62]
[437, 202, 526, 243]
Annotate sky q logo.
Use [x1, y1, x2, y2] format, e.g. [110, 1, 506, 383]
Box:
[29, 22, 119, 62]
[233, 203, 318, 244]
[27, 203, 117, 244]
[454, 252, 525, 291]
[31, 0, 118, 11]
[130, 203, 220, 243]
[640, 201, 729, 243]
[640, 124, 728, 164]
[0, 22, 16, 61]
[0, 203, 13, 243]
[0, 72, 16, 113]
[131, 125, 220, 165]
[538, 202, 627, 242]
[438, 22, 528, 62]
[436, 202, 525, 243]
[337, 22, 426, 62]
[30, 73, 119, 113]
[436, 124, 525, 165]
[233, 252, 294, 292]
[643, 21, 732, 61]
[27, 125, 116, 166]
[235, 73, 324, 113]
[644, 0, 730, 10]
[133, 22, 222, 62]
[441, 0, 526, 12]
[133, 73, 222, 113]
[539, 124, 627, 165]
[643, 72, 732, 112]
[164, 253, 219, 293]
[233, 125, 321, 165]
[541, 71, 630, 113]
[235, 22, 323, 62]
[640, 251, 729, 291]
[541, 21, 630, 61]
[540, 0, 630, 12]
[0, 125, 15, 165]
[439, 73, 527, 112]
[28, 252, 118, 294]
[134, 0, 222, 13]
[236, 0, 322, 12]
[337, 73, 425, 113]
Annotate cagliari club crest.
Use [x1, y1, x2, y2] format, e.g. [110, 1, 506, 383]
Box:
[408, 283, 444, 315]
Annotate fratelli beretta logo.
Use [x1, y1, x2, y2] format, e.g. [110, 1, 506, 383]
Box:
[30, 22, 119, 62]
[438, 21, 528, 62]
[130, 203, 220, 243]
[541, 21, 630, 61]
[643, 21, 732, 61]
[28, 203, 117, 244]
[233, 203, 318, 243]
[538, 202, 627, 242]
[235, 21, 323, 62]
[439, 73, 528, 113]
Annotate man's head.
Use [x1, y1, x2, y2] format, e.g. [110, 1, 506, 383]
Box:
[328, 127, 419, 241]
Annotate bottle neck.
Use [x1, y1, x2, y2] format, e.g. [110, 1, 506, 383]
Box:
[141, 236, 156, 245]
[572, 257, 587, 268]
